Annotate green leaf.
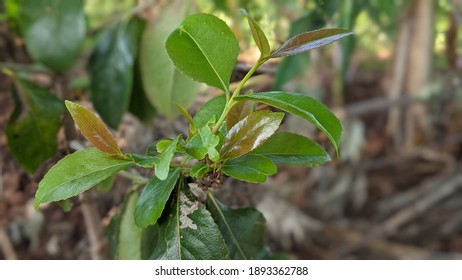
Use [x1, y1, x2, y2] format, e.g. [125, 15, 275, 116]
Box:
[18, 0, 85, 73]
[273, 11, 326, 90]
[249, 132, 330, 166]
[150, 180, 229, 260]
[35, 148, 134, 209]
[270, 28, 353, 58]
[153, 136, 179, 180]
[132, 136, 180, 180]
[166, 13, 239, 93]
[156, 139, 172, 153]
[241, 9, 271, 58]
[190, 163, 210, 179]
[6, 78, 65, 173]
[234, 92, 341, 153]
[65, 101, 122, 155]
[117, 192, 143, 259]
[88, 17, 141, 129]
[129, 58, 156, 123]
[135, 169, 180, 227]
[207, 195, 265, 259]
[220, 110, 284, 160]
[186, 124, 220, 162]
[108, 192, 143, 260]
[221, 155, 276, 183]
[226, 100, 253, 131]
[140, 4, 199, 118]
[192, 95, 226, 129]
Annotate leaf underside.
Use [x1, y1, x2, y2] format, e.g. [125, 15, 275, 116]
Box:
[271, 28, 353, 58]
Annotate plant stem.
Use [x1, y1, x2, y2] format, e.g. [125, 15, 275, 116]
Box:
[212, 59, 266, 134]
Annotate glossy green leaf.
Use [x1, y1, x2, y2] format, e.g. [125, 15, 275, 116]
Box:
[235, 92, 341, 152]
[166, 13, 239, 93]
[132, 136, 180, 180]
[6, 78, 64, 173]
[35, 148, 134, 209]
[88, 18, 141, 129]
[249, 132, 330, 165]
[65, 101, 121, 155]
[220, 110, 284, 160]
[270, 28, 353, 58]
[108, 192, 143, 260]
[140, 4, 199, 118]
[207, 195, 265, 259]
[150, 180, 229, 260]
[186, 124, 220, 162]
[226, 100, 253, 131]
[241, 9, 270, 58]
[221, 155, 276, 183]
[156, 139, 172, 153]
[193, 95, 226, 128]
[135, 169, 180, 228]
[18, 0, 85, 73]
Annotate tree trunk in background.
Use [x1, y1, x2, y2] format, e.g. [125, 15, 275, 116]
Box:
[387, 0, 434, 153]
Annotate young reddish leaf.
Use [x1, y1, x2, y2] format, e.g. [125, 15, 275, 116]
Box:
[226, 101, 253, 131]
[270, 28, 353, 58]
[241, 9, 271, 58]
[65, 100, 122, 155]
[234, 92, 341, 153]
[220, 110, 284, 160]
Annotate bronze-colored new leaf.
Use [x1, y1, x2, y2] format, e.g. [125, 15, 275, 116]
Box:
[65, 100, 122, 155]
[220, 110, 284, 160]
[226, 101, 253, 131]
[270, 28, 353, 58]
